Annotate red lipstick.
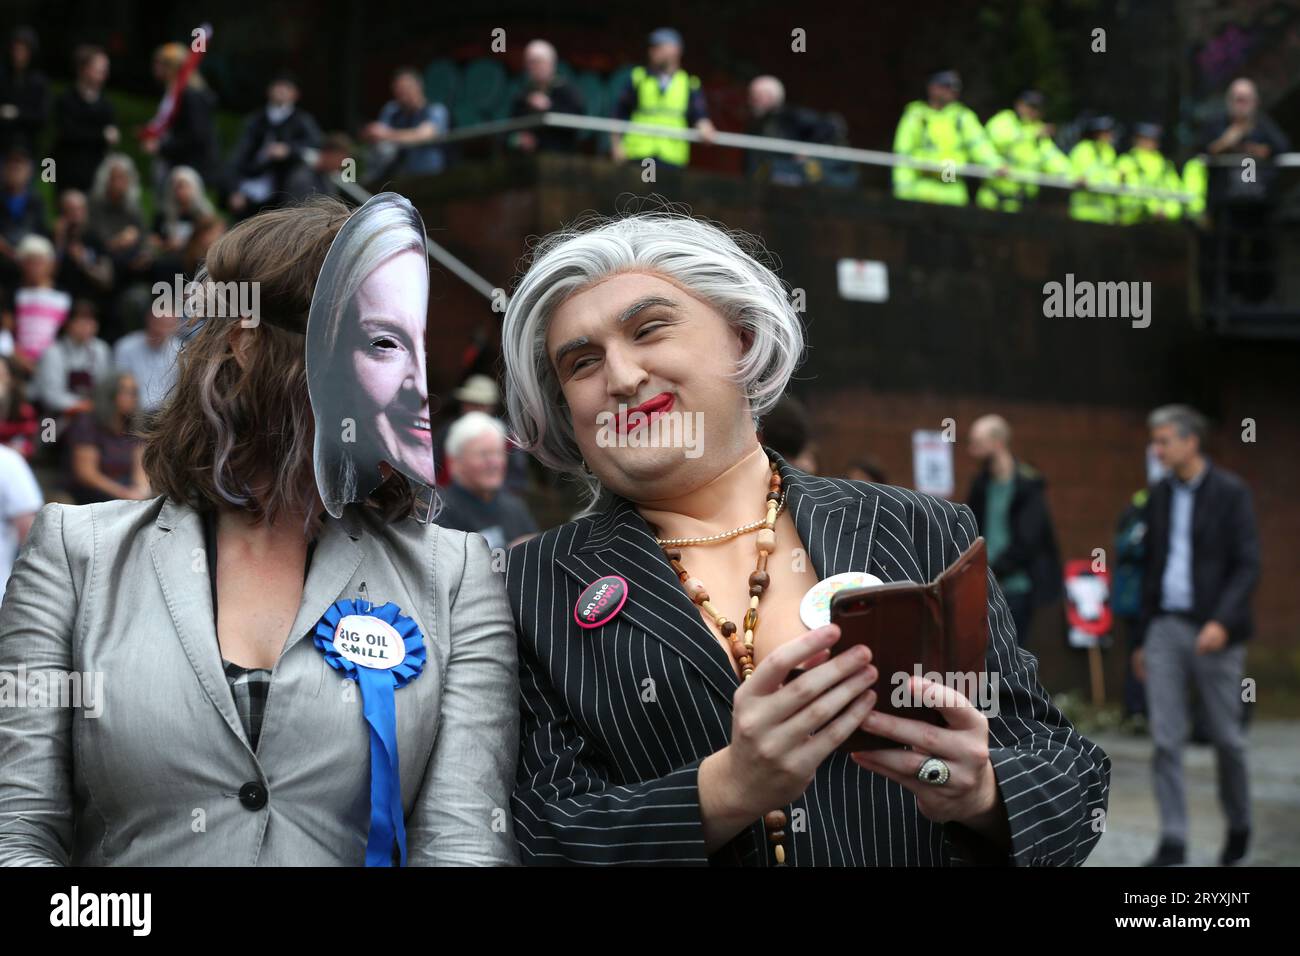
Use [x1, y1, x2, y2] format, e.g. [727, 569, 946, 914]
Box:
[617, 392, 674, 434]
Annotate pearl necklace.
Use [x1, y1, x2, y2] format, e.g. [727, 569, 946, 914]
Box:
[653, 489, 788, 548]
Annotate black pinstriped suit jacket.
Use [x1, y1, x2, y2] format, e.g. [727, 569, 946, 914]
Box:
[505, 447, 1110, 866]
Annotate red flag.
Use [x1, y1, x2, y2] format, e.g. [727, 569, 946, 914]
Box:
[140, 24, 212, 144]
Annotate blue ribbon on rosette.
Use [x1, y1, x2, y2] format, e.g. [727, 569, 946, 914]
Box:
[314, 598, 426, 866]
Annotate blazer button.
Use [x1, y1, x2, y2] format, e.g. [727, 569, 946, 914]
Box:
[238, 782, 268, 810]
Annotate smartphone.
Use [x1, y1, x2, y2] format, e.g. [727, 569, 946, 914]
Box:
[826, 583, 947, 751]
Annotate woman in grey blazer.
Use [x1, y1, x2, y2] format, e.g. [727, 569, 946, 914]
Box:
[0, 197, 519, 866]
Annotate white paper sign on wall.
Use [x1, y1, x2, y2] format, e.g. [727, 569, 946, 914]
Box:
[912, 430, 954, 497]
[836, 259, 889, 303]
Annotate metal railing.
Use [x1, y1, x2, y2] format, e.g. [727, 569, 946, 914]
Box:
[340, 112, 1300, 327]
[428, 111, 1300, 205]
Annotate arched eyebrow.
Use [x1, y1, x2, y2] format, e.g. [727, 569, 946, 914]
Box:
[551, 295, 679, 365]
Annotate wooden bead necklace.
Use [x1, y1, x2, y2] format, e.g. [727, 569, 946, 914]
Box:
[653, 459, 790, 865]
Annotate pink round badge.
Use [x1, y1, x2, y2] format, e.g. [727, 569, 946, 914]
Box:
[574, 575, 630, 629]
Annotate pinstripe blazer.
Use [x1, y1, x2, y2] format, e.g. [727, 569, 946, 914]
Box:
[506, 447, 1110, 866]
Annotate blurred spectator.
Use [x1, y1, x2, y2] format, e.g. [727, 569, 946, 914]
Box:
[300, 131, 355, 200]
[64, 369, 148, 504]
[0, 149, 46, 286]
[0, 354, 39, 458]
[1199, 77, 1291, 303]
[88, 152, 151, 280]
[181, 214, 225, 278]
[362, 67, 449, 182]
[8, 234, 70, 376]
[1068, 115, 1120, 224]
[143, 42, 217, 194]
[611, 27, 715, 168]
[33, 298, 110, 417]
[434, 411, 538, 551]
[1202, 78, 1290, 202]
[760, 393, 817, 474]
[0, 440, 41, 600]
[892, 70, 1002, 206]
[746, 75, 852, 187]
[432, 373, 528, 492]
[510, 39, 586, 154]
[152, 165, 222, 279]
[53, 189, 114, 310]
[113, 300, 179, 413]
[1115, 123, 1183, 224]
[1135, 404, 1259, 867]
[845, 457, 889, 485]
[0, 27, 48, 157]
[965, 414, 1063, 647]
[1113, 486, 1151, 721]
[976, 89, 1071, 212]
[51, 44, 119, 193]
[227, 72, 322, 219]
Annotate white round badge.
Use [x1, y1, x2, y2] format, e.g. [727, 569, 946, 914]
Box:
[333, 615, 407, 670]
[799, 572, 885, 629]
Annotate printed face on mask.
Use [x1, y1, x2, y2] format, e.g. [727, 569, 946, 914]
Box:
[349, 249, 432, 487]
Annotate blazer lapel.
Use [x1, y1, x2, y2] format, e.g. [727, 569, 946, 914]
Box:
[552, 448, 887, 707]
[150, 501, 365, 752]
[150, 498, 249, 749]
[771, 447, 883, 581]
[557, 496, 741, 706]
[279, 508, 365, 660]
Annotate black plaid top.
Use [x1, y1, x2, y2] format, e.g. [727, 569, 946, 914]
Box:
[202, 510, 316, 752]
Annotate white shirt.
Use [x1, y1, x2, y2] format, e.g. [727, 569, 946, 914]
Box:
[0, 444, 42, 600]
[113, 331, 179, 412]
[33, 337, 112, 413]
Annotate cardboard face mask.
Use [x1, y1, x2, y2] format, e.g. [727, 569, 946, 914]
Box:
[306, 192, 435, 522]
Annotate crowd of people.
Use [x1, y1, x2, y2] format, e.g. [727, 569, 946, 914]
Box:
[890, 70, 1291, 229]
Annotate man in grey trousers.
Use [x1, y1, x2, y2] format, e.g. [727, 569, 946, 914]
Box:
[1134, 405, 1260, 866]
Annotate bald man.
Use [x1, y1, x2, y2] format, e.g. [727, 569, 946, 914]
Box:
[745, 74, 845, 184]
[1199, 76, 1290, 302]
[509, 39, 585, 153]
[965, 415, 1063, 647]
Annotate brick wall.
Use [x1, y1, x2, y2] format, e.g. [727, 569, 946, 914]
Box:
[402, 153, 1300, 701]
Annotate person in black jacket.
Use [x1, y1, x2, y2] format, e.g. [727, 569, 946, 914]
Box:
[1135, 404, 1259, 867]
[51, 45, 119, 194]
[509, 40, 585, 154]
[966, 414, 1064, 647]
[0, 27, 48, 158]
[143, 43, 217, 195]
[226, 73, 322, 219]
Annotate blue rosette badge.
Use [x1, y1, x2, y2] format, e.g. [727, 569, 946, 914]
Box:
[314, 597, 427, 866]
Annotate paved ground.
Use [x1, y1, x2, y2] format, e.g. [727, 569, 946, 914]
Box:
[1083, 719, 1300, 866]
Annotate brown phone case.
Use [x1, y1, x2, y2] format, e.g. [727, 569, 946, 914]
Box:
[830, 537, 989, 752]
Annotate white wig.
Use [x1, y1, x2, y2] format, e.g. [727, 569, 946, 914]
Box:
[501, 209, 805, 509]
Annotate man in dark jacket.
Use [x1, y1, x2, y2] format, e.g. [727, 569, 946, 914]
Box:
[509, 39, 585, 154]
[226, 73, 322, 219]
[1135, 404, 1259, 867]
[0, 27, 48, 158]
[51, 45, 118, 194]
[966, 414, 1063, 647]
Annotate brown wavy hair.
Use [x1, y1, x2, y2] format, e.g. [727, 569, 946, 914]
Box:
[141, 195, 414, 527]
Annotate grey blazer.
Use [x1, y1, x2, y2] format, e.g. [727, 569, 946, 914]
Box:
[0, 496, 519, 866]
